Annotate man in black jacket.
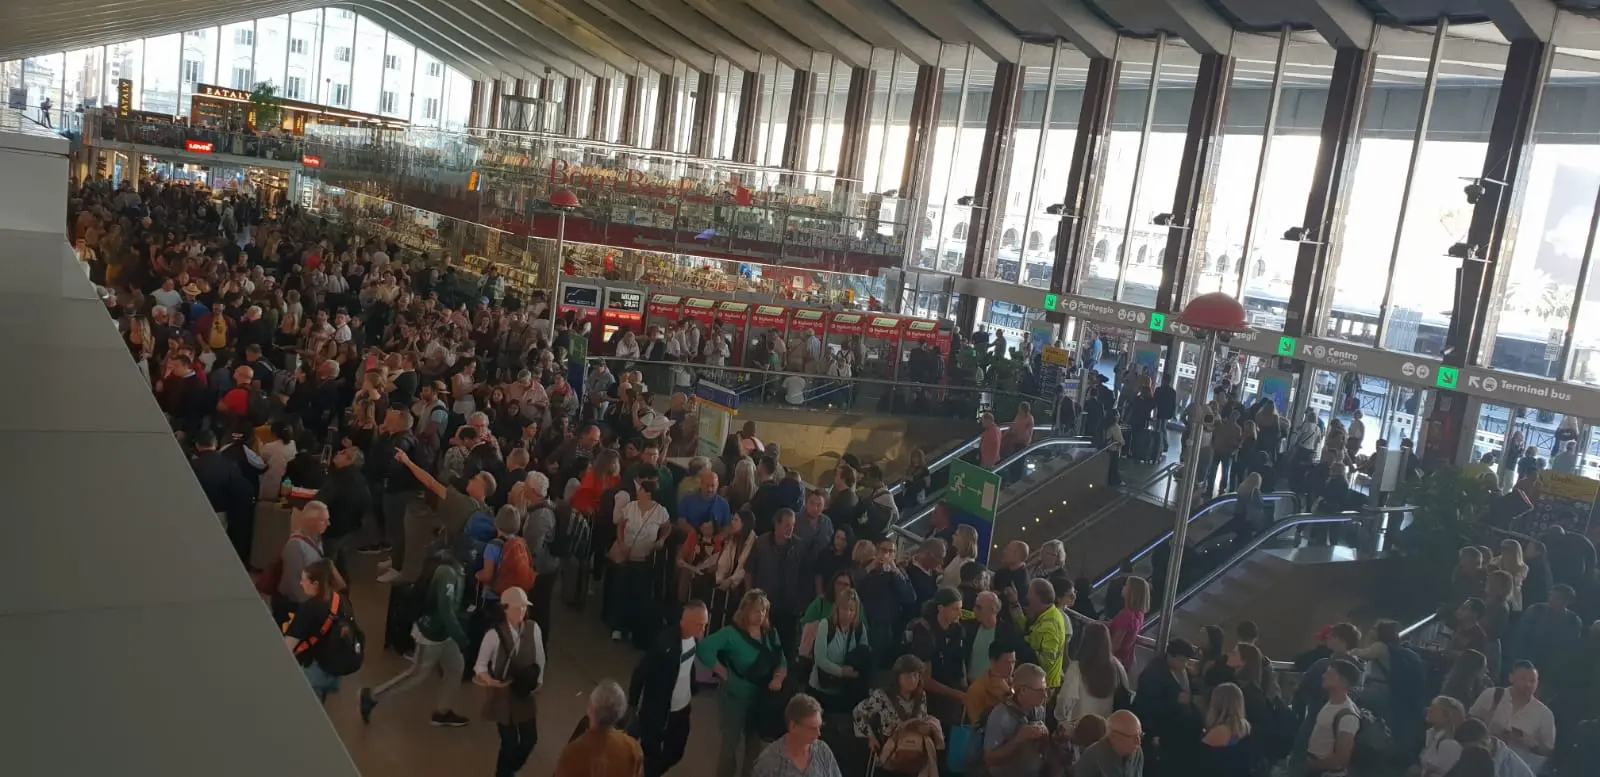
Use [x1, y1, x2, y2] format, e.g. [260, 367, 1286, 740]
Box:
[629, 601, 710, 777]
[314, 446, 372, 580]
[191, 430, 255, 566]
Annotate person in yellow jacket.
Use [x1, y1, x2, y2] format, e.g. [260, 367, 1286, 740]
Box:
[1023, 578, 1068, 689]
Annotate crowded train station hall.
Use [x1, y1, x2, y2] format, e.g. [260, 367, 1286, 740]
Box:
[9, 1, 1600, 776]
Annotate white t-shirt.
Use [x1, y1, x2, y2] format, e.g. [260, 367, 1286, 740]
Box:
[1419, 728, 1462, 777]
[672, 637, 697, 712]
[1470, 688, 1556, 773]
[783, 375, 807, 405]
[1307, 697, 1362, 774]
[616, 500, 669, 561]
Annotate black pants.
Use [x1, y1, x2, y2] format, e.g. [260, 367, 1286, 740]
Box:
[530, 572, 556, 650]
[641, 705, 692, 777]
[226, 506, 255, 568]
[495, 720, 538, 777]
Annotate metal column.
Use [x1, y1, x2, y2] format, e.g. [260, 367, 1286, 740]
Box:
[652, 72, 678, 151]
[1050, 57, 1118, 308]
[688, 70, 717, 157]
[836, 67, 874, 192]
[1155, 53, 1235, 313]
[468, 79, 484, 129]
[620, 74, 641, 147]
[563, 76, 581, 136]
[780, 69, 815, 171]
[590, 76, 612, 141]
[1425, 39, 1552, 466]
[956, 61, 1026, 331]
[731, 69, 763, 164]
[487, 79, 502, 129]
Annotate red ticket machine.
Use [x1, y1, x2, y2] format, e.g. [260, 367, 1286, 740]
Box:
[828, 311, 866, 364]
[557, 281, 603, 352]
[646, 292, 683, 332]
[682, 296, 719, 326]
[716, 300, 752, 366]
[901, 319, 951, 383]
[863, 314, 904, 379]
[601, 286, 645, 344]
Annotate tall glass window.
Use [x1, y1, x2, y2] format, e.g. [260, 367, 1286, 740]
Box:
[142, 35, 181, 116]
[317, 11, 355, 105]
[380, 33, 414, 119]
[219, 22, 256, 92]
[348, 16, 386, 115]
[762, 60, 794, 167]
[285, 12, 323, 103]
[1029, 49, 1092, 291]
[103, 41, 142, 109]
[64, 47, 107, 112]
[913, 46, 994, 276]
[177, 29, 216, 116]
[1116, 39, 1198, 308]
[1325, 24, 1508, 357]
[443, 69, 472, 130]
[1081, 44, 1157, 299]
[253, 14, 290, 92]
[637, 68, 661, 147]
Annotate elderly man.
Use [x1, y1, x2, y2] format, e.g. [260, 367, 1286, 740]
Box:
[751, 695, 841, 777]
[984, 663, 1052, 777]
[520, 471, 560, 648]
[1024, 579, 1068, 689]
[965, 590, 1034, 681]
[387, 448, 495, 584]
[678, 468, 731, 536]
[556, 681, 644, 777]
[1075, 710, 1145, 777]
[274, 501, 329, 618]
[630, 601, 710, 777]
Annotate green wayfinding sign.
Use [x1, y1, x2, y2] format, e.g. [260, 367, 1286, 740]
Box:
[1148, 312, 1166, 332]
[1044, 293, 1059, 312]
[946, 459, 1002, 522]
[1436, 366, 1460, 390]
[1277, 336, 1298, 357]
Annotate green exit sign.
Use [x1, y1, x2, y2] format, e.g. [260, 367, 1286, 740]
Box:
[1149, 313, 1166, 332]
[1436, 366, 1460, 390]
[1044, 293, 1058, 312]
[1277, 336, 1298, 357]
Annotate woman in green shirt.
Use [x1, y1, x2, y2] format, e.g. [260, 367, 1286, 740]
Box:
[698, 589, 788, 777]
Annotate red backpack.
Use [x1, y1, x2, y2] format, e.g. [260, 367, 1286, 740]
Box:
[491, 536, 536, 595]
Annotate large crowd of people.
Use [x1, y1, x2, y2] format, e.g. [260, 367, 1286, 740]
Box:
[70, 174, 1600, 777]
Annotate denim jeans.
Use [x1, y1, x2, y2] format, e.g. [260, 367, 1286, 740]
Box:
[303, 661, 341, 704]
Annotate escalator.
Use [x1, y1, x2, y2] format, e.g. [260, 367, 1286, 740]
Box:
[889, 436, 1107, 556]
[1135, 506, 1417, 659]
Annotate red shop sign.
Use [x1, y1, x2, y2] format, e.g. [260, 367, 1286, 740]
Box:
[903, 319, 942, 342]
[185, 139, 214, 154]
[716, 300, 751, 323]
[683, 297, 718, 323]
[866, 315, 902, 339]
[830, 312, 865, 336]
[301, 154, 322, 167]
[751, 304, 788, 329]
[791, 309, 826, 335]
[647, 293, 683, 320]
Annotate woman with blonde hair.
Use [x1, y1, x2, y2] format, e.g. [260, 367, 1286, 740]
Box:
[1419, 696, 1469, 777]
[809, 588, 871, 712]
[697, 589, 787, 777]
[940, 524, 979, 588]
[1201, 683, 1253, 777]
[1029, 539, 1067, 580]
[725, 457, 759, 510]
[1493, 538, 1528, 611]
[1108, 576, 1151, 671]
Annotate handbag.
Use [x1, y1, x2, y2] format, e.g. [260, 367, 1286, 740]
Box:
[947, 725, 977, 775]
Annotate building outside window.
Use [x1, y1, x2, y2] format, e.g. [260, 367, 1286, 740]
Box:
[380, 91, 397, 113]
[334, 46, 351, 62]
[290, 39, 307, 54]
[329, 82, 350, 106]
[234, 28, 253, 46]
[422, 97, 439, 119]
[384, 54, 399, 70]
[182, 60, 202, 83]
[285, 76, 305, 99]
[231, 67, 252, 90]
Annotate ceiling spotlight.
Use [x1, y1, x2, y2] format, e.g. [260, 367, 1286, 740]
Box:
[1282, 226, 1321, 244]
[956, 195, 975, 207]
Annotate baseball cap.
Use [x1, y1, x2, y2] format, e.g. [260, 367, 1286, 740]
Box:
[500, 587, 531, 607]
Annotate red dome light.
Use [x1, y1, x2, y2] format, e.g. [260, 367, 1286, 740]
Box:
[549, 188, 580, 210]
[1178, 292, 1250, 335]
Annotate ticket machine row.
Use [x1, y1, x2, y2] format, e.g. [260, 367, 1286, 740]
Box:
[554, 280, 953, 379]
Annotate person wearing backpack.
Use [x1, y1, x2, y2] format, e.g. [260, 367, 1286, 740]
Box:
[478, 507, 536, 609]
[361, 549, 472, 728]
[1300, 659, 1367, 776]
[518, 471, 560, 649]
[283, 559, 362, 705]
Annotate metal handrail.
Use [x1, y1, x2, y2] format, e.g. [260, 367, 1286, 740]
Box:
[891, 424, 1064, 498]
[892, 438, 1107, 532]
[1088, 490, 1303, 592]
[1140, 505, 1418, 634]
[1045, 462, 1182, 552]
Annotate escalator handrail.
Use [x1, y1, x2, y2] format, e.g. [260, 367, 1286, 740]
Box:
[892, 438, 1106, 532]
[1139, 505, 1418, 634]
[1088, 490, 1304, 592]
[886, 424, 1062, 497]
[1044, 462, 1183, 551]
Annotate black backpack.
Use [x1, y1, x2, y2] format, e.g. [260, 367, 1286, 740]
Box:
[312, 594, 366, 676]
[246, 388, 272, 425]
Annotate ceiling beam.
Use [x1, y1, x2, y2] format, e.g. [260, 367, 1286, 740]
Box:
[884, 0, 1022, 63]
[449, 0, 611, 76]
[389, 0, 579, 77]
[808, 0, 938, 66]
[1294, 0, 1374, 49]
[491, 0, 654, 75]
[677, 0, 811, 70]
[740, 0, 873, 68]
[1482, 0, 1558, 42]
[984, 0, 1120, 60]
[551, 0, 715, 73]
[1155, 0, 1235, 55]
[590, 0, 760, 72]
[353, 1, 543, 77]
[524, 0, 678, 74]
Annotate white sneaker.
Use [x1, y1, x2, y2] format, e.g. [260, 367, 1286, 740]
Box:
[611, 630, 623, 641]
[376, 569, 401, 584]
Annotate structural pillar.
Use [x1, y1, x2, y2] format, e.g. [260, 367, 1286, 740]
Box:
[955, 61, 1025, 332]
[688, 71, 717, 157]
[620, 74, 641, 147]
[731, 70, 763, 164]
[1284, 48, 1376, 340]
[1050, 57, 1117, 318]
[780, 69, 815, 171]
[1156, 54, 1233, 313]
[652, 72, 678, 152]
[1425, 39, 1551, 466]
[899, 65, 943, 217]
[590, 77, 612, 141]
[563, 76, 581, 136]
[835, 67, 874, 192]
[468, 79, 485, 129]
[486, 79, 503, 130]
[514, 78, 529, 98]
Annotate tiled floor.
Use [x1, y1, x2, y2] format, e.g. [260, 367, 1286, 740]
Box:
[324, 555, 725, 777]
